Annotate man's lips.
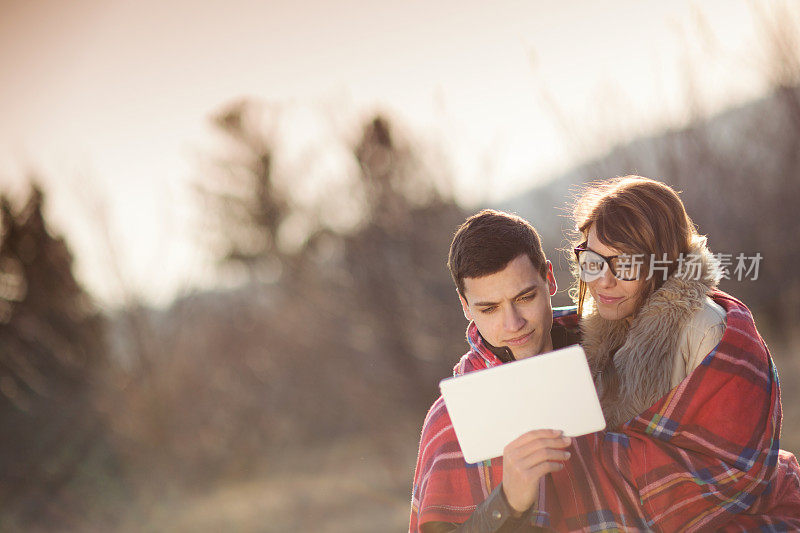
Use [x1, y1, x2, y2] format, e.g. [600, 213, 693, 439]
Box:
[596, 294, 624, 305]
[505, 331, 533, 346]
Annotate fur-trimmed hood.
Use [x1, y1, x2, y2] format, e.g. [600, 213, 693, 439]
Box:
[581, 235, 722, 428]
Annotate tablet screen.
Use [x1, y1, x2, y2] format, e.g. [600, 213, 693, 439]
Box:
[439, 344, 605, 464]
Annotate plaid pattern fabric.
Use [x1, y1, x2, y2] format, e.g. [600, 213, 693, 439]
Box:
[539, 291, 800, 531]
[408, 309, 579, 532]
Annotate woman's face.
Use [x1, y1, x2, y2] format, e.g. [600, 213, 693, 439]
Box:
[585, 225, 644, 321]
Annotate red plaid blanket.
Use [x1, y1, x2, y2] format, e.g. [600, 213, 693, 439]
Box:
[409, 293, 800, 531]
[409, 309, 578, 531]
[537, 291, 800, 531]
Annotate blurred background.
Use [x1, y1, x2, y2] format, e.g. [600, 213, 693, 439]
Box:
[1, 1, 799, 530]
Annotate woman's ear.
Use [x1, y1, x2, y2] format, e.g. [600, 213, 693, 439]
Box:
[547, 261, 557, 296]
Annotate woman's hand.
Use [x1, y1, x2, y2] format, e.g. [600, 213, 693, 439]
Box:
[501, 429, 572, 515]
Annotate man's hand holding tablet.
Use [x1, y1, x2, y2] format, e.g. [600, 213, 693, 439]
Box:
[502, 429, 572, 515]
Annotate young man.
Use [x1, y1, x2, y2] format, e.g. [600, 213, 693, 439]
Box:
[409, 209, 580, 533]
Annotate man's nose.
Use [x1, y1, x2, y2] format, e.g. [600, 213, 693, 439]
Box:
[503, 305, 525, 331]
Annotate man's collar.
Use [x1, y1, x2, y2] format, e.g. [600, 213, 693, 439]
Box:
[477, 332, 515, 363]
[474, 313, 580, 364]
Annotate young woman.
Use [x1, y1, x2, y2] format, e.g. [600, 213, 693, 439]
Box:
[571, 176, 727, 429]
[534, 176, 800, 531]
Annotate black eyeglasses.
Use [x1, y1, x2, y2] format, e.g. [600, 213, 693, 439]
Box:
[573, 243, 641, 281]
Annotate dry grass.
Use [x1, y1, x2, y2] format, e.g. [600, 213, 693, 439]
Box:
[113, 429, 418, 533]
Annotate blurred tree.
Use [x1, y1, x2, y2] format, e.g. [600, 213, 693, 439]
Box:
[345, 116, 464, 396]
[354, 116, 443, 227]
[0, 184, 107, 523]
[196, 99, 293, 277]
[183, 106, 469, 466]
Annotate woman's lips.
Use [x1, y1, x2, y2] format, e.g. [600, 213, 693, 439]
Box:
[596, 294, 624, 305]
[505, 331, 533, 346]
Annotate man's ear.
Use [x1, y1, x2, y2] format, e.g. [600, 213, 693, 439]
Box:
[546, 260, 557, 296]
[458, 291, 473, 321]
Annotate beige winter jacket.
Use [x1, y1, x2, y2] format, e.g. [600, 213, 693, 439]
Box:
[581, 235, 726, 428]
[669, 296, 726, 388]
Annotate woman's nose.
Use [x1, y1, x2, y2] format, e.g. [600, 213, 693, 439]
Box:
[595, 266, 617, 289]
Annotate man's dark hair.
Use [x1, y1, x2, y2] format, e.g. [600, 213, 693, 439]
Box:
[448, 209, 548, 298]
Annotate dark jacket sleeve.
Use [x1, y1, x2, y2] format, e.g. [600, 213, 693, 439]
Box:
[419, 483, 531, 533]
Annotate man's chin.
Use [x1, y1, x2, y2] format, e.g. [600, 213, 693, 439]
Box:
[509, 345, 538, 360]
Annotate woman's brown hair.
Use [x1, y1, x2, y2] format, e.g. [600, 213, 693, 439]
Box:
[571, 176, 698, 317]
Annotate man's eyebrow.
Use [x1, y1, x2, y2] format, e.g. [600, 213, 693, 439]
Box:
[472, 285, 540, 307]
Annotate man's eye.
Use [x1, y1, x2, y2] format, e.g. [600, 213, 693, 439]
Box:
[480, 307, 496, 314]
[518, 293, 535, 302]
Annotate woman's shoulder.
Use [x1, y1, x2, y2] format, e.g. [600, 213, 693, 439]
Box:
[681, 295, 727, 365]
[690, 296, 727, 332]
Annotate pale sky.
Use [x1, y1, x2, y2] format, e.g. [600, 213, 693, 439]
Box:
[0, 0, 776, 306]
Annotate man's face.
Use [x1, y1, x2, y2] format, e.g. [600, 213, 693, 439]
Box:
[459, 254, 556, 360]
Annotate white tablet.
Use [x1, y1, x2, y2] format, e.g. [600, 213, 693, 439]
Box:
[439, 344, 606, 464]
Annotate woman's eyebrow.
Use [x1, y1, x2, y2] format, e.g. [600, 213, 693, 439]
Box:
[586, 244, 618, 258]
